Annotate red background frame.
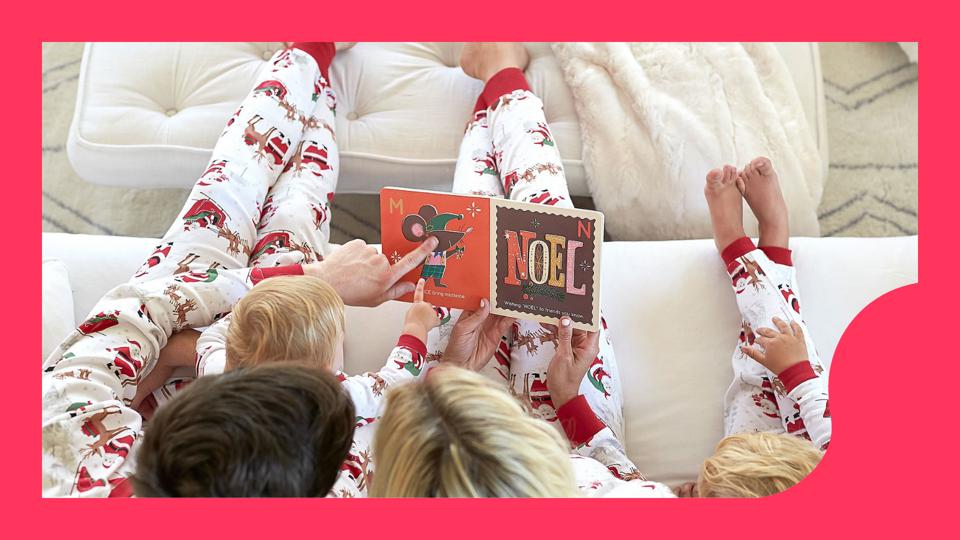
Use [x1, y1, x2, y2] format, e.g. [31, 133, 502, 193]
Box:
[20, 1, 945, 537]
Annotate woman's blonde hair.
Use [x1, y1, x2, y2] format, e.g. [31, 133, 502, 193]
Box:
[697, 431, 823, 497]
[371, 366, 578, 497]
[226, 275, 344, 371]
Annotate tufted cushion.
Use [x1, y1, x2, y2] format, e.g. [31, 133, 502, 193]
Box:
[68, 42, 825, 195]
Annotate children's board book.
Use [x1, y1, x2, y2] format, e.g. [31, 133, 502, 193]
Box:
[380, 187, 603, 331]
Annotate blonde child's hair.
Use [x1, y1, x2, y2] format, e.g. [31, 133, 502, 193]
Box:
[697, 431, 823, 497]
[370, 366, 578, 497]
[226, 275, 344, 371]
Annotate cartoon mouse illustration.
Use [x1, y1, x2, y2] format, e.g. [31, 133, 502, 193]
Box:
[402, 204, 472, 288]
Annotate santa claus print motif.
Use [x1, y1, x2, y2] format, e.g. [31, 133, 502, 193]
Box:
[108, 340, 144, 390]
[253, 79, 288, 102]
[730, 257, 766, 294]
[311, 193, 335, 230]
[283, 140, 332, 177]
[779, 284, 801, 314]
[133, 242, 173, 278]
[393, 353, 425, 377]
[751, 378, 780, 419]
[526, 121, 555, 147]
[175, 268, 219, 284]
[251, 230, 318, 264]
[182, 196, 249, 256]
[197, 160, 230, 187]
[587, 356, 612, 399]
[519, 372, 555, 414]
[528, 189, 566, 206]
[472, 149, 500, 176]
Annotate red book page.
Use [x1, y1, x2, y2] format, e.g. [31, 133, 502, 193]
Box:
[380, 188, 491, 310]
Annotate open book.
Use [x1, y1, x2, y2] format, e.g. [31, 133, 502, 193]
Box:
[380, 187, 604, 331]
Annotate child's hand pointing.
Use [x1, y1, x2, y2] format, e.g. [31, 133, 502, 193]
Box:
[402, 279, 441, 343]
[741, 316, 808, 375]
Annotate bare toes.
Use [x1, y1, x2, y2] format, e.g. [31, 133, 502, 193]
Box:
[753, 157, 772, 175]
[706, 168, 723, 185]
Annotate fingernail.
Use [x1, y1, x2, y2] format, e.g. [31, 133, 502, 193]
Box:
[561, 318, 571, 327]
[480, 299, 486, 308]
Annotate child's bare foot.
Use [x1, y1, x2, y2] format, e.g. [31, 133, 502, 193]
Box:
[738, 157, 789, 249]
[705, 165, 746, 252]
[460, 42, 529, 83]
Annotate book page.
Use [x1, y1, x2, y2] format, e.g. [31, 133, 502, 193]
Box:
[380, 188, 491, 310]
[489, 198, 603, 331]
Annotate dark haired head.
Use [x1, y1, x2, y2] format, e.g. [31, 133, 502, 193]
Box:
[133, 363, 355, 497]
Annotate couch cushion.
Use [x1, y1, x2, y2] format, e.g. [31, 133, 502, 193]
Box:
[42, 259, 75, 361]
[68, 43, 825, 195]
[41, 232, 917, 486]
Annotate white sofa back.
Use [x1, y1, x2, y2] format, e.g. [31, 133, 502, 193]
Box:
[67, 43, 827, 196]
[41, 233, 916, 486]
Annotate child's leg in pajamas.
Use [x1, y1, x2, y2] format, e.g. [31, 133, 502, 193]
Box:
[130, 44, 335, 284]
[469, 52, 624, 442]
[706, 160, 825, 440]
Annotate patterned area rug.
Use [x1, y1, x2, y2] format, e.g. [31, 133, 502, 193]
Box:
[42, 42, 917, 241]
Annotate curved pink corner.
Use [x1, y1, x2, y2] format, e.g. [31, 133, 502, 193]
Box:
[767, 282, 924, 511]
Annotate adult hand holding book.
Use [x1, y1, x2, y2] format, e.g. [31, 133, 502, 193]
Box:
[305, 237, 439, 307]
[442, 298, 516, 371]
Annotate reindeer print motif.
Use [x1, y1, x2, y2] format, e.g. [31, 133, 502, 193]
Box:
[497, 90, 529, 109]
[77, 406, 132, 460]
[174, 253, 201, 275]
[53, 369, 93, 381]
[243, 115, 290, 166]
[502, 162, 563, 195]
[367, 373, 387, 397]
[164, 284, 199, 330]
[217, 226, 251, 257]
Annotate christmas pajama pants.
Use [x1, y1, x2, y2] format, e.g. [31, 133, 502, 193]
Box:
[720, 238, 827, 441]
[426, 68, 627, 446]
[132, 45, 339, 288]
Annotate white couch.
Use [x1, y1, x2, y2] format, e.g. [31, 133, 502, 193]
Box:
[67, 42, 828, 195]
[42, 232, 917, 486]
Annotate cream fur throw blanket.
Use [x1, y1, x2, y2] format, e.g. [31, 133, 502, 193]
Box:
[551, 42, 823, 240]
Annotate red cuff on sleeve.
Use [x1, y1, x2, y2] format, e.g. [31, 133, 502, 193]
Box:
[760, 246, 793, 267]
[721, 236, 757, 267]
[250, 264, 304, 285]
[555, 395, 606, 446]
[779, 361, 818, 394]
[397, 334, 427, 360]
[291, 42, 336, 82]
[482, 67, 531, 110]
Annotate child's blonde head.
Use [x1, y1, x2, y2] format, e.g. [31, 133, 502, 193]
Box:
[697, 431, 823, 497]
[226, 275, 345, 371]
[371, 366, 578, 497]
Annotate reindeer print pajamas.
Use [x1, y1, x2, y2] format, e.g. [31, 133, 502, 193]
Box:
[721, 238, 831, 450]
[424, 68, 643, 486]
[41, 45, 379, 497]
